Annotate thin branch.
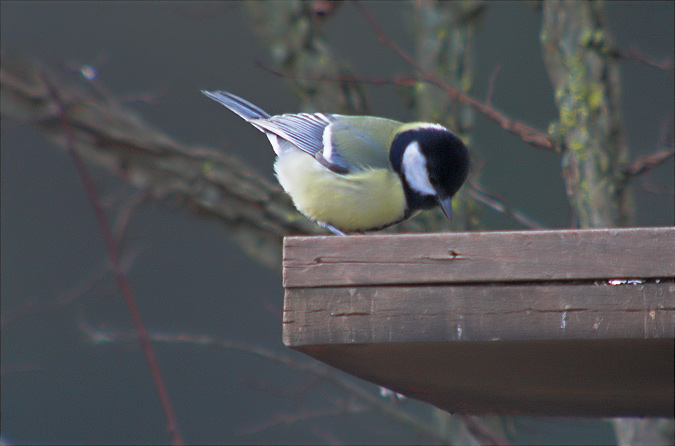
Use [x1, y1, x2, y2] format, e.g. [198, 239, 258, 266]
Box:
[1, 51, 322, 271]
[254, 61, 419, 88]
[606, 45, 674, 71]
[80, 322, 457, 444]
[486, 65, 502, 106]
[622, 116, 675, 186]
[622, 149, 675, 178]
[462, 415, 510, 446]
[41, 73, 183, 446]
[353, 3, 556, 152]
[239, 401, 369, 436]
[257, 5, 555, 152]
[112, 190, 150, 246]
[466, 180, 547, 230]
[54, 246, 145, 308]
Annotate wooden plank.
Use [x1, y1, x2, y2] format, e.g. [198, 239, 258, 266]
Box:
[282, 228, 675, 416]
[284, 281, 675, 415]
[283, 281, 675, 347]
[283, 227, 675, 288]
[296, 339, 674, 416]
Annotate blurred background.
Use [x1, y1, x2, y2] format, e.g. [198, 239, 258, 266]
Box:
[1, 1, 673, 444]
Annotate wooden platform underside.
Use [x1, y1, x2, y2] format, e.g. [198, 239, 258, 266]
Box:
[283, 227, 675, 416]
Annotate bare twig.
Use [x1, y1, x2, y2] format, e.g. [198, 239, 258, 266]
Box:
[622, 149, 675, 178]
[1, 51, 322, 271]
[621, 115, 675, 188]
[254, 61, 419, 88]
[353, 3, 556, 152]
[256, 5, 555, 153]
[467, 179, 547, 230]
[486, 65, 501, 106]
[80, 322, 457, 444]
[607, 46, 674, 71]
[54, 245, 145, 308]
[41, 72, 183, 446]
[239, 401, 369, 435]
[463, 415, 510, 446]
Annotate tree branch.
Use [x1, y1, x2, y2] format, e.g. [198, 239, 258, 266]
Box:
[621, 149, 675, 178]
[41, 70, 183, 445]
[354, 2, 556, 152]
[79, 321, 461, 444]
[1, 50, 322, 270]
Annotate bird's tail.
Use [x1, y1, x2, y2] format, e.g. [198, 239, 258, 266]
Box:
[201, 90, 271, 120]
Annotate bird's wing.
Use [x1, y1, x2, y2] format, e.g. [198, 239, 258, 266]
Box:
[326, 117, 400, 171]
[202, 90, 271, 120]
[253, 113, 353, 174]
[253, 114, 401, 174]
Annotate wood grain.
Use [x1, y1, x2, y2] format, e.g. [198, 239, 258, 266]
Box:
[282, 227, 675, 416]
[297, 339, 674, 416]
[283, 227, 675, 287]
[283, 281, 675, 347]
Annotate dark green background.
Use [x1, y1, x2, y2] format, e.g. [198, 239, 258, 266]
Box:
[2, 2, 673, 444]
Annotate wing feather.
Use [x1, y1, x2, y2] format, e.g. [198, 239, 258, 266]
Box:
[252, 113, 352, 173]
[253, 113, 329, 156]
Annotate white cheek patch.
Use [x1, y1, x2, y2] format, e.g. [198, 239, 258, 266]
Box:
[402, 141, 436, 196]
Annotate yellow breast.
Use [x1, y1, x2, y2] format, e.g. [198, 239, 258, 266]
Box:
[275, 151, 407, 232]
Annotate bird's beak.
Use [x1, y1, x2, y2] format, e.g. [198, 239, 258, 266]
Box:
[438, 196, 453, 220]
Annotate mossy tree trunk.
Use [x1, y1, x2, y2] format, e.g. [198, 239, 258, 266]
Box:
[541, 0, 633, 228]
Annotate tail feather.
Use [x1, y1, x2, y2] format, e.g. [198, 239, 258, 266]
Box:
[201, 90, 271, 121]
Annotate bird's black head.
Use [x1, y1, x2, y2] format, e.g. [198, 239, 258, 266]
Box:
[390, 125, 470, 218]
[418, 126, 470, 198]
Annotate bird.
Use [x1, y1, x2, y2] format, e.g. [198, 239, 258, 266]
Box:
[202, 90, 470, 235]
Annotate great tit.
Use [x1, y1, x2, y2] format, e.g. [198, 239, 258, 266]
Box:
[202, 90, 470, 235]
